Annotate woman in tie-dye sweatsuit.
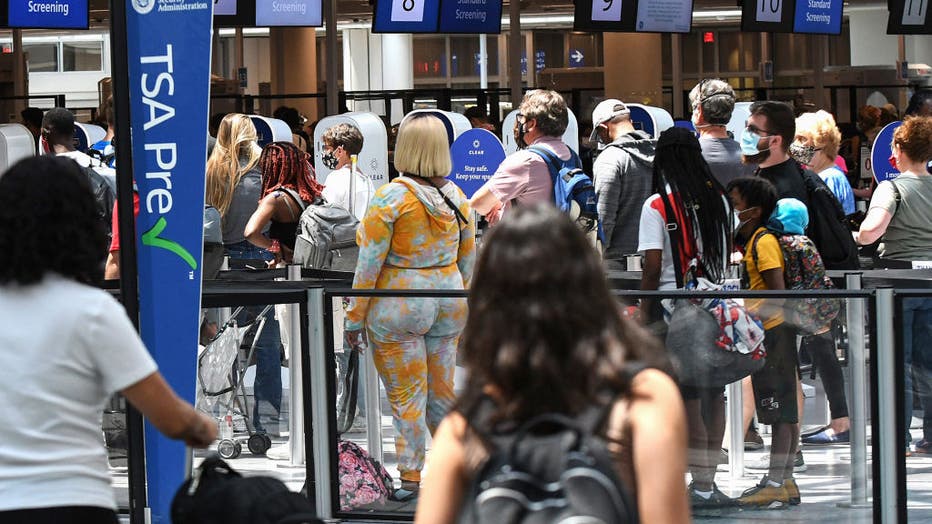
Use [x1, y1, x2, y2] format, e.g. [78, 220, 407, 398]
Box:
[344, 114, 475, 500]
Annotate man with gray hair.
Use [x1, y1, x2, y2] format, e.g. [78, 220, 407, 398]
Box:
[471, 89, 571, 224]
[689, 78, 754, 187]
[591, 99, 656, 266]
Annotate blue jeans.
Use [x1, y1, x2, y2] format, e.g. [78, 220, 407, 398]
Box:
[225, 240, 274, 263]
[227, 242, 281, 433]
[903, 297, 932, 445]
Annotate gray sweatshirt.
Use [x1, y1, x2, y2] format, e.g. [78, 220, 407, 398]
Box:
[593, 131, 657, 260]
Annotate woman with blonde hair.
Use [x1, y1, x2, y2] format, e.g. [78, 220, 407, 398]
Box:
[791, 110, 855, 216]
[343, 113, 476, 501]
[205, 113, 265, 260]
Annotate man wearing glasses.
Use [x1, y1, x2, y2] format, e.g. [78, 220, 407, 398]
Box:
[470, 89, 571, 225]
[741, 101, 808, 204]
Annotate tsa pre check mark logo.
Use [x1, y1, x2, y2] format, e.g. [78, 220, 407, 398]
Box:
[141, 217, 198, 271]
[132, 0, 155, 15]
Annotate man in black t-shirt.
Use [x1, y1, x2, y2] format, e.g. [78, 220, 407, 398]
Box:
[741, 101, 808, 205]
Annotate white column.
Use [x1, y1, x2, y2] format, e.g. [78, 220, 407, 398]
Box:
[379, 34, 413, 124]
[847, 7, 900, 67]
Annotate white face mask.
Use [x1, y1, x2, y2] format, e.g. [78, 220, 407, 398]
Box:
[734, 206, 759, 232]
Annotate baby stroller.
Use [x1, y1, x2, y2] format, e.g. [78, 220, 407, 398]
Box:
[197, 305, 275, 459]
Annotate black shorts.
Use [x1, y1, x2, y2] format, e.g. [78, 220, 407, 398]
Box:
[752, 322, 799, 425]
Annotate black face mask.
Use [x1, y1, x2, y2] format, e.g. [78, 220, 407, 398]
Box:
[514, 121, 528, 149]
[322, 149, 339, 169]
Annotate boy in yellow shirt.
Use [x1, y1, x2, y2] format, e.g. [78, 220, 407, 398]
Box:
[727, 177, 800, 509]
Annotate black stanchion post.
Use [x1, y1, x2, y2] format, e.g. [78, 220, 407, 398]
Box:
[108, 1, 147, 523]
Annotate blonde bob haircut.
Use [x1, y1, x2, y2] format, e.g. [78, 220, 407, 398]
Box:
[393, 114, 452, 178]
[795, 110, 842, 159]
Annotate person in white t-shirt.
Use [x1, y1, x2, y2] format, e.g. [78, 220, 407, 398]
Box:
[319, 123, 376, 429]
[637, 127, 735, 509]
[320, 123, 375, 221]
[0, 156, 217, 523]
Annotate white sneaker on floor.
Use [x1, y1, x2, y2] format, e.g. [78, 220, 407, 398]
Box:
[746, 451, 807, 473]
[266, 443, 291, 461]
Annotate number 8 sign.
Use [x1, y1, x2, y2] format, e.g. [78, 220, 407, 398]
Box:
[592, 0, 622, 22]
[756, 0, 782, 23]
[392, 0, 425, 22]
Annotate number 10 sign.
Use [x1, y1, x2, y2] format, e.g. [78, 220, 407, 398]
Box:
[757, 0, 782, 22]
[592, 0, 622, 22]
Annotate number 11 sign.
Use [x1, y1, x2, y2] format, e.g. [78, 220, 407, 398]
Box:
[592, 0, 622, 22]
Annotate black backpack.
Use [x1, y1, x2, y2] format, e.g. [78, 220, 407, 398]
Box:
[172, 455, 321, 524]
[797, 165, 860, 270]
[459, 396, 639, 524]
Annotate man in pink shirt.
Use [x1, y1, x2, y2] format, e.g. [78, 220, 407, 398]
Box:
[470, 89, 571, 224]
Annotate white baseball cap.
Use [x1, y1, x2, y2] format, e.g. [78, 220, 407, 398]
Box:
[590, 99, 630, 143]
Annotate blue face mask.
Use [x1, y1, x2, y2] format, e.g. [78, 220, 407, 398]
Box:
[740, 129, 768, 156]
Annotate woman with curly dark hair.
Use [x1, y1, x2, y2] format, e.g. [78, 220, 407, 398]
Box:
[415, 204, 688, 523]
[244, 141, 324, 265]
[0, 156, 216, 523]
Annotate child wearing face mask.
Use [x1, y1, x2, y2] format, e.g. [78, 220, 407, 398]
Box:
[320, 123, 376, 222]
[727, 176, 802, 510]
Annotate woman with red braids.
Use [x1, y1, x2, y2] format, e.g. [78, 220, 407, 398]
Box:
[245, 141, 325, 265]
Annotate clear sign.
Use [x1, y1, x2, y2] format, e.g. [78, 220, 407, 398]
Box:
[635, 0, 693, 33]
[448, 128, 506, 198]
[8, 0, 88, 29]
[871, 121, 902, 183]
[373, 0, 441, 32]
[591, 0, 623, 22]
[256, 0, 322, 26]
[792, 0, 842, 34]
[438, 0, 502, 33]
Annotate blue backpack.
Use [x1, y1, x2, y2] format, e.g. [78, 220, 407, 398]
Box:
[527, 146, 604, 244]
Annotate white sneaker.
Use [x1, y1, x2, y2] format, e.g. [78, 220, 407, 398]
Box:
[746, 451, 807, 473]
[265, 443, 291, 461]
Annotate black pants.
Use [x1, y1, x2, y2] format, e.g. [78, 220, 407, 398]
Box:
[800, 330, 849, 420]
[0, 506, 119, 524]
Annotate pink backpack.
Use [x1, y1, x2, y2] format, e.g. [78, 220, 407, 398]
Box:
[338, 440, 394, 510]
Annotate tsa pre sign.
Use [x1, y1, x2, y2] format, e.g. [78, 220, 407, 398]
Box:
[125, 0, 212, 521]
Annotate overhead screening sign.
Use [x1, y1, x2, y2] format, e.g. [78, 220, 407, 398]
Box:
[214, 0, 237, 15]
[741, 0, 795, 33]
[887, 0, 931, 34]
[124, 0, 212, 520]
[256, 0, 323, 26]
[438, 0, 502, 33]
[793, 0, 842, 34]
[573, 0, 637, 31]
[9, 0, 89, 29]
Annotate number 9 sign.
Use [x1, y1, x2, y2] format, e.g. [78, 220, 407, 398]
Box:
[392, 0, 425, 22]
[756, 0, 782, 23]
[592, 0, 622, 22]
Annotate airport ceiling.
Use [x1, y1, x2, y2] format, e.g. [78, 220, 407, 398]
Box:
[79, 0, 886, 29]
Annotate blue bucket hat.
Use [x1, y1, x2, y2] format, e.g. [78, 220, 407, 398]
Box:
[767, 198, 809, 235]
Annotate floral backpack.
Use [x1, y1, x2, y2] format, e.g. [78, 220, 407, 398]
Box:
[338, 440, 394, 510]
[751, 231, 841, 335]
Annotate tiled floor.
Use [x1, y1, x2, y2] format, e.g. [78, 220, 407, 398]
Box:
[110, 412, 932, 523]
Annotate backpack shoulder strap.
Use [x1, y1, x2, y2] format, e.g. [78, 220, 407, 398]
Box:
[279, 187, 307, 217]
[657, 191, 685, 288]
[749, 228, 774, 269]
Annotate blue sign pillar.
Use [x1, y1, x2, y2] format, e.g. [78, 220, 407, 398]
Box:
[123, 0, 213, 521]
[871, 121, 902, 183]
[448, 128, 506, 198]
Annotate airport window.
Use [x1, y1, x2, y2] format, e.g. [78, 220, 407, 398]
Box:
[533, 31, 563, 69]
[567, 32, 600, 68]
[63, 41, 103, 72]
[413, 36, 446, 79]
[24, 43, 58, 73]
